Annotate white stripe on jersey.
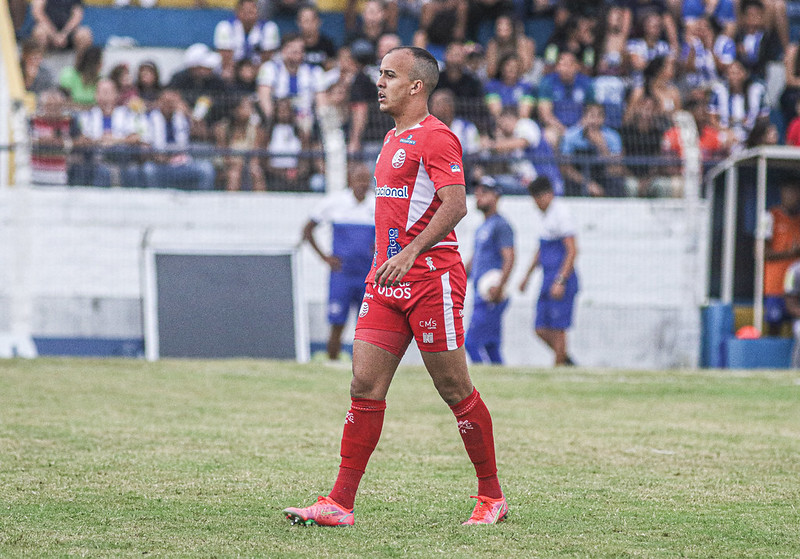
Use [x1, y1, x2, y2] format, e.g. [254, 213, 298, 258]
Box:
[441, 271, 457, 351]
[406, 156, 436, 232]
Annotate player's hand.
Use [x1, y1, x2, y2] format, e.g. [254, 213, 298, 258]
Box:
[374, 251, 416, 286]
[488, 285, 504, 303]
[549, 282, 565, 300]
[587, 181, 605, 197]
[324, 255, 342, 271]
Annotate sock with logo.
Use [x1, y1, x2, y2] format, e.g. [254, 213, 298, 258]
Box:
[449, 388, 503, 499]
[328, 398, 386, 510]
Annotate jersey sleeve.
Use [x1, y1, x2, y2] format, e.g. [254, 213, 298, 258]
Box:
[554, 202, 577, 238]
[423, 128, 465, 190]
[214, 20, 233, 51]
[259, 21, 281, 52]
[537, 75, 554, 103]
[496, 219, 515, 249]
[309, 192, 336, 224]
[256, 61, 276, 87]
[764, 209, 775, 240]
[514, 118, 541, 148]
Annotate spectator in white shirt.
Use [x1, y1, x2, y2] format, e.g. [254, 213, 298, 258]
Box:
[142, 89, 216, 190]
[214, 0, 280, 82]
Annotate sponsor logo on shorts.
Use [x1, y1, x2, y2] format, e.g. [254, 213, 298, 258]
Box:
[419, 318, 437, 330]
[387, 228, 402, 258]
[392, 148, 407, 168]
[359, 302, 369, 317]
[422, 332, 434, 344]
[375, 184, 409, 199]
[376, 282, 412, 300]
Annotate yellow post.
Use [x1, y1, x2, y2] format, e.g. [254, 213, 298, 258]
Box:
[0, 0, 28, 186]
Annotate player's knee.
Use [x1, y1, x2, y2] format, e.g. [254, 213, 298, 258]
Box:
[73, 27, 93, 49]
[349, 375, 385, 399]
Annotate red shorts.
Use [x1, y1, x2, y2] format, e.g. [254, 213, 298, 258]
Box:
[355, 263, 466, 356]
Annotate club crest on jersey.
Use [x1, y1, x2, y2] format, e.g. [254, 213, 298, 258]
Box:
[387, 228, 402, 258]
[392, 149, 407, 168]
[399, 134, 416, 145]
[449, 162, 462, 173]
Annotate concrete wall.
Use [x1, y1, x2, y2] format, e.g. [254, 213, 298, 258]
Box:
[0, 186, 708, 368]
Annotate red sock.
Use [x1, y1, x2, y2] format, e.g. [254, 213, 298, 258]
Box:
[450, 388, 503, 499]
[328, 398, 386, 510]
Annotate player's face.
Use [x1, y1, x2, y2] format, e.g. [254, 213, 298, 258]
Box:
[533, 191, 553, 212]
[349, 166, 373, 201]
[475, 186, 498, 212]
[377, 50, 417, 116]
[237, 0, 258, 28]
[781, 186, 800, 213]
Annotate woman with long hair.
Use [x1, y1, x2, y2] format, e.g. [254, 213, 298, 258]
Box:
[485, 14, 536, 79]
[58, 44, 103, 108]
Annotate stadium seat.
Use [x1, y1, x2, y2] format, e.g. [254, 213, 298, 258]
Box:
[81, 5, 349, 49]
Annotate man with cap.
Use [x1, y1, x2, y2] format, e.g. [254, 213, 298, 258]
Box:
[168, 43, 227, 137]
[465, 176, 515, 364]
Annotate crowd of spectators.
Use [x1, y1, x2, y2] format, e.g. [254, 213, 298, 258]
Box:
[20, 0, 800, 194]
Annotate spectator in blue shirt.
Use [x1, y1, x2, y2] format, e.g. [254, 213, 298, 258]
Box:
[560, 103, 626, 197]
[484, 53, 536, 120]
[538, 51, 594, 148]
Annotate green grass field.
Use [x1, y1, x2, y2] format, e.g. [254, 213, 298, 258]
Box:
[1, 358, 799, 558]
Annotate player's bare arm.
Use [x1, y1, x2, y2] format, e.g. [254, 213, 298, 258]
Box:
[550, 235, 577, 300]
[302, 220, 342, 271]
[374, 184, 467, 286]
[519, 249, 540, 292]
[488, 246, 515, 303]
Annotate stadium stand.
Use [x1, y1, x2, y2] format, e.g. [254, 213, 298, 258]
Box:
[7, 0, 800, 193]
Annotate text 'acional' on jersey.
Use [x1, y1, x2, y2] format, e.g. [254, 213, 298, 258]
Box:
[367, 115, 466, 283]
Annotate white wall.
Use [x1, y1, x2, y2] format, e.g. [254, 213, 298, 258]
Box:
[0, 186, 708, 368]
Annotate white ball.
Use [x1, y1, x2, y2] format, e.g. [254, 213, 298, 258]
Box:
[477, 268, 506, 301]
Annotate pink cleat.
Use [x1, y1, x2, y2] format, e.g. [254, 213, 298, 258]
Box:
[462, 495, 509, 525]
[283, 495, 355, 527]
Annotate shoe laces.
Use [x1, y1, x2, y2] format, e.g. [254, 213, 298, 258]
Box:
[468, 496, 495, 519]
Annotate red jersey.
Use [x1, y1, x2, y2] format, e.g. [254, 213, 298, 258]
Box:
[765, 206, 800, 295]
[367, 115, 466, 283]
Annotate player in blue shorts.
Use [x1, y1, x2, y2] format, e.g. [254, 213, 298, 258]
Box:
[465, 177, 515, 364]
[519, 176, 578, 366]
[302, 163, 375, 360]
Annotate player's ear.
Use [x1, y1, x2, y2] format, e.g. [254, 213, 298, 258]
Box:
[410, 80, 423, 95]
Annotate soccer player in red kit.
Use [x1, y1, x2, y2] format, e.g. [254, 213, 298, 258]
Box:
[283, 46, 508, 526]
